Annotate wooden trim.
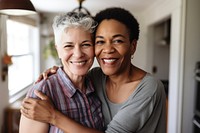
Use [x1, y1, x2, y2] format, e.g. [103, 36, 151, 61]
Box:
[8, 16, 37, 27]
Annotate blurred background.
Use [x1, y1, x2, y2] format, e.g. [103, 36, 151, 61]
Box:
[0, 0, 200, 133]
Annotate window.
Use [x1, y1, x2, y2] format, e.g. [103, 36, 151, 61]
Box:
[6, 17, 39, 103]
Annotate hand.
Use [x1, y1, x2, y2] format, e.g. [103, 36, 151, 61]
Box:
[21, 90, 56, 124]
[35, 66, 59, 83]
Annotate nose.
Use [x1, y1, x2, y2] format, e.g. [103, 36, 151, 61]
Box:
[102, 43, 115, 53]
[73, 45, 83, 57]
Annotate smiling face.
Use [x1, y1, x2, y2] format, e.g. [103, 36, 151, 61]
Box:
[95, 19, 137, 76]
[56, 27, 94, 77]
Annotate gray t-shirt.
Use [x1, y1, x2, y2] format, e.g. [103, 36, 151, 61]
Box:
[88, 67, 166, 133]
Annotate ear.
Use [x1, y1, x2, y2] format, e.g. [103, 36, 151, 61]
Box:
[130, 39, 137, 55]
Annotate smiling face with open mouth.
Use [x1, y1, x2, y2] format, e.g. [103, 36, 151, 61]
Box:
[56, 27, 94, 77]
[95, 19, 136, 76]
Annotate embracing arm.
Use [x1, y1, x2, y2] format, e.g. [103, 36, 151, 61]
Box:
[35, 66, 59, 83]
[51, 110, 103, 133]
[21, 90, 103, 133]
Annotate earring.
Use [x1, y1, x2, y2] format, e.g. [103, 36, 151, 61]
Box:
[131, 55, 134, 59]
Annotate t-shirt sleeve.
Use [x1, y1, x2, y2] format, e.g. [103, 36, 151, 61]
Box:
[105, 77, 166, 133]
[26, 80, 48, 99]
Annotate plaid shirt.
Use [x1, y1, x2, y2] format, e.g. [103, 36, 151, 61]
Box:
[27, 68, 104, 133]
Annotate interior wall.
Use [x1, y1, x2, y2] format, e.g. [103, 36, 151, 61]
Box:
[182, 0, 200, 132]
[0, 15, 9, 132]
[136, 0, 183, 133]
[152, 20, 170, 80]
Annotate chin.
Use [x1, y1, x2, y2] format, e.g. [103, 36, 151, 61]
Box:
[73, 70, 89, 76]
[101, 68, 116, 76]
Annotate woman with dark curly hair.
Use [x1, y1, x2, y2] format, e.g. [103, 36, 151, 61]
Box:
[21, 7, 166, 133]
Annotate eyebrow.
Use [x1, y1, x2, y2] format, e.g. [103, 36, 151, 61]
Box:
[63, 40, 92, 45]
[113, 34, 126, 38]
[63, 41, 73, 45]
[95, 34, 126, 39]
[82, 40, 92, 43]
[95, 36, 103, 39]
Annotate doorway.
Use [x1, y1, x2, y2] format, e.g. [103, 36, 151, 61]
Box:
[151, 18, 171, 96]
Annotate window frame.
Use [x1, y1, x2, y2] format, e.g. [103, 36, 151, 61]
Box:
[5, 15, 40, 103]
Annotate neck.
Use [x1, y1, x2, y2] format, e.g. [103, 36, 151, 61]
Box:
[108, 65, 134, 84]
[106, 65, 146, 89]
[71, 76, 86, 90]
[63, 68, 86, 92]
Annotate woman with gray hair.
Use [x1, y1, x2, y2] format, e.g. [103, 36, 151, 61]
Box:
[19, 12, 104, 133]
[21, 7, 166, 133]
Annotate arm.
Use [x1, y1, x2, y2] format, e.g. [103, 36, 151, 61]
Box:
[19, 78, 52, 133]
[35, 66, 59, 83]
[19, 115, 49, 133]
[21, 90, 103, 133]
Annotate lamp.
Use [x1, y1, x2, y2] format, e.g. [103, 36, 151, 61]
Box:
[0, 0, 36, 16]
[72, 0, 91, 15]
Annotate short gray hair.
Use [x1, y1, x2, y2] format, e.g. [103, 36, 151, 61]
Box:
[52, 12, 97, 45]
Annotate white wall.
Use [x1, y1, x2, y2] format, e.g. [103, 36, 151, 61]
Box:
[135, 0, 200, 133]
[133, 0, 184, 133]
[0, 15, 9, 132]
[182, 0, 200, 132]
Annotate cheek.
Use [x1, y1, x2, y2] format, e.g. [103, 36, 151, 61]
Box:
[84, 47, 95, 58]
[94, 45, 101, 56]
[59, 50, 71, 60]
[90, 47, 95, 56]
[117, 45, 131, 55]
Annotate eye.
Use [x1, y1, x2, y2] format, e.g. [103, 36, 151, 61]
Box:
[95, 40, 105, 45]
[82, 43, 92, 47]
[113, 39, 124, 44]
[63, 44, 74, 49]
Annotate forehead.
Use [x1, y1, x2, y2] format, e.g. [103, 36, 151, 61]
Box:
[96, 19, 129, 37]
[63, 27, 91, 37]
[60, 27, 93, 42]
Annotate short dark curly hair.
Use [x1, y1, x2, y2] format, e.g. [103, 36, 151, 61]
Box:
[94, 7, 140, 42]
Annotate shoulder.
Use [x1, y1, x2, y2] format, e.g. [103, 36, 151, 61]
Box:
[139, 73, 165, 96]
[127, 73, 166, 107]
[26, 74, 58, 98]
[88, 67, 104, 79]
[89, 67, 102, 74]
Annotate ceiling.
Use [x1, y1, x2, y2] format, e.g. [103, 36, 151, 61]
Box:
[30, 0, 158, 14]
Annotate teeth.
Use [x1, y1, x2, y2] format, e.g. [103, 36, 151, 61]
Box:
[103, 59, 116, 63]
[71, 61, 86, 65]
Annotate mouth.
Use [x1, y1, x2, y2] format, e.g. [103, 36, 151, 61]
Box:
[70, 60, 87, 66]
[102, 58, 118, 64]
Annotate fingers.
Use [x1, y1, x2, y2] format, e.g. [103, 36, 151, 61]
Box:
[34, 66, 59, 84]
[20, 105, 35, 120]
[21, 105, 28, 115]
[21, 98, 35, 111]
[34, 90, 48, 100]
[42, 72, 47, 80]
[34, 74, 43, 84]
[20, 98, 34, 119]
[20, 108, 29, 118]
[41, 67, 54, 80]
[52, 66, 59, 72]
[34, 68, 51, 84]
